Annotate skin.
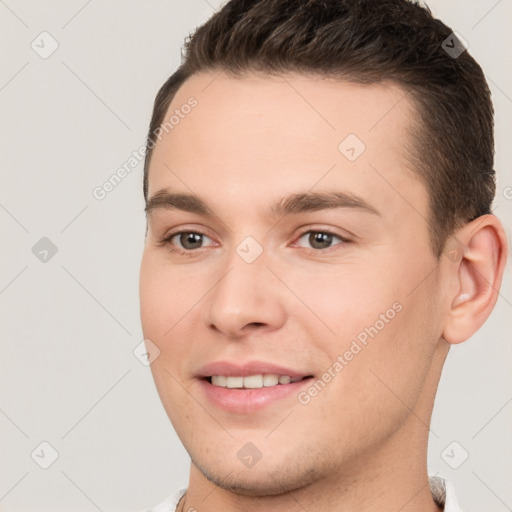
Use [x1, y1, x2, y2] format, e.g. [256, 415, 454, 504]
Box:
[139, 71, 507, 512]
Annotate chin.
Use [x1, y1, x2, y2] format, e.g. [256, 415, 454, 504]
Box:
[190, 454, 323, 497]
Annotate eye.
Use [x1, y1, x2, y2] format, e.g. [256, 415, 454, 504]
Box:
[164, 231, 215, 252]
[295, 230, 347, 250]
[160, 228, 350, 256]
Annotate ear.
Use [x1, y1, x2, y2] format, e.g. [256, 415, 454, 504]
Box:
[442, 214, 508, 344]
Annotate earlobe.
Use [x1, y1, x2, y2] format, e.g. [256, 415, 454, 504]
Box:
[442, 214, 508, 345]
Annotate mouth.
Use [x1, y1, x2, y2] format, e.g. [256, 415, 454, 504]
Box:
[196, 363, 315, 413]
[204, 374, 313, 389]
[195, 361, 315, 413]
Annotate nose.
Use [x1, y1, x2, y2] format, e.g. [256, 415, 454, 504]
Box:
[203, 251, 287, 339]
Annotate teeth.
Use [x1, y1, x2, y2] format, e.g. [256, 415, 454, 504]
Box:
[210, 374, 302, 389]
[211, 375, 227, 387]
[226, 376, 244, 389]
[243, 375, 264, 388]
[263, 374, 279, 386]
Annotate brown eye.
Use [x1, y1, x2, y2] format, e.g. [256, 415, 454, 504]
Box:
[296, 231, 345, 250]
[166, 231, 213, 251]
[179, 232, 203, 249]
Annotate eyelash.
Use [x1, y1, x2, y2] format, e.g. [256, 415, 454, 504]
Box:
[159, 228, 351, 257]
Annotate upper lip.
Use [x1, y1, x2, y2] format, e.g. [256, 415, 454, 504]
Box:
[196, 360, 312, 378]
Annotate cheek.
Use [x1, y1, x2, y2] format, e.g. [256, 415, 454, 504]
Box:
[139, 251, 199, 341]
[282, 262, 401, 344]
[285, 259, 439, 408]
[139, 255, 167, 339]
[139, 252, 201, 428]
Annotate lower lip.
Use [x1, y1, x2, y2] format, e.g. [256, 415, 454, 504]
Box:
[198, 378, 313, 413]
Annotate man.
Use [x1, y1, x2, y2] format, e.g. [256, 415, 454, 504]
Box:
[138, 0, 508, 510]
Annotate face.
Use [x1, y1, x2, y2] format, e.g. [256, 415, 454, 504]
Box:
[139, 71, 447, 496]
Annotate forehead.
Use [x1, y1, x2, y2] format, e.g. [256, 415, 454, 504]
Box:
[148, 71, 427, 223]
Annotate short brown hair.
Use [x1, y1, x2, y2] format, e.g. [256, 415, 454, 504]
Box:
[143, 0, 495, 257]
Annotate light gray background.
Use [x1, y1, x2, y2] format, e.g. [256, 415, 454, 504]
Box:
[0, 1, 510, 511]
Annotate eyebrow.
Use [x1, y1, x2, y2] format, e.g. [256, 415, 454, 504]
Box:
[145, 189, 380, 218]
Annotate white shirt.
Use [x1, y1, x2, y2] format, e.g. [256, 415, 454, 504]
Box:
[143, 475, 462, 511]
